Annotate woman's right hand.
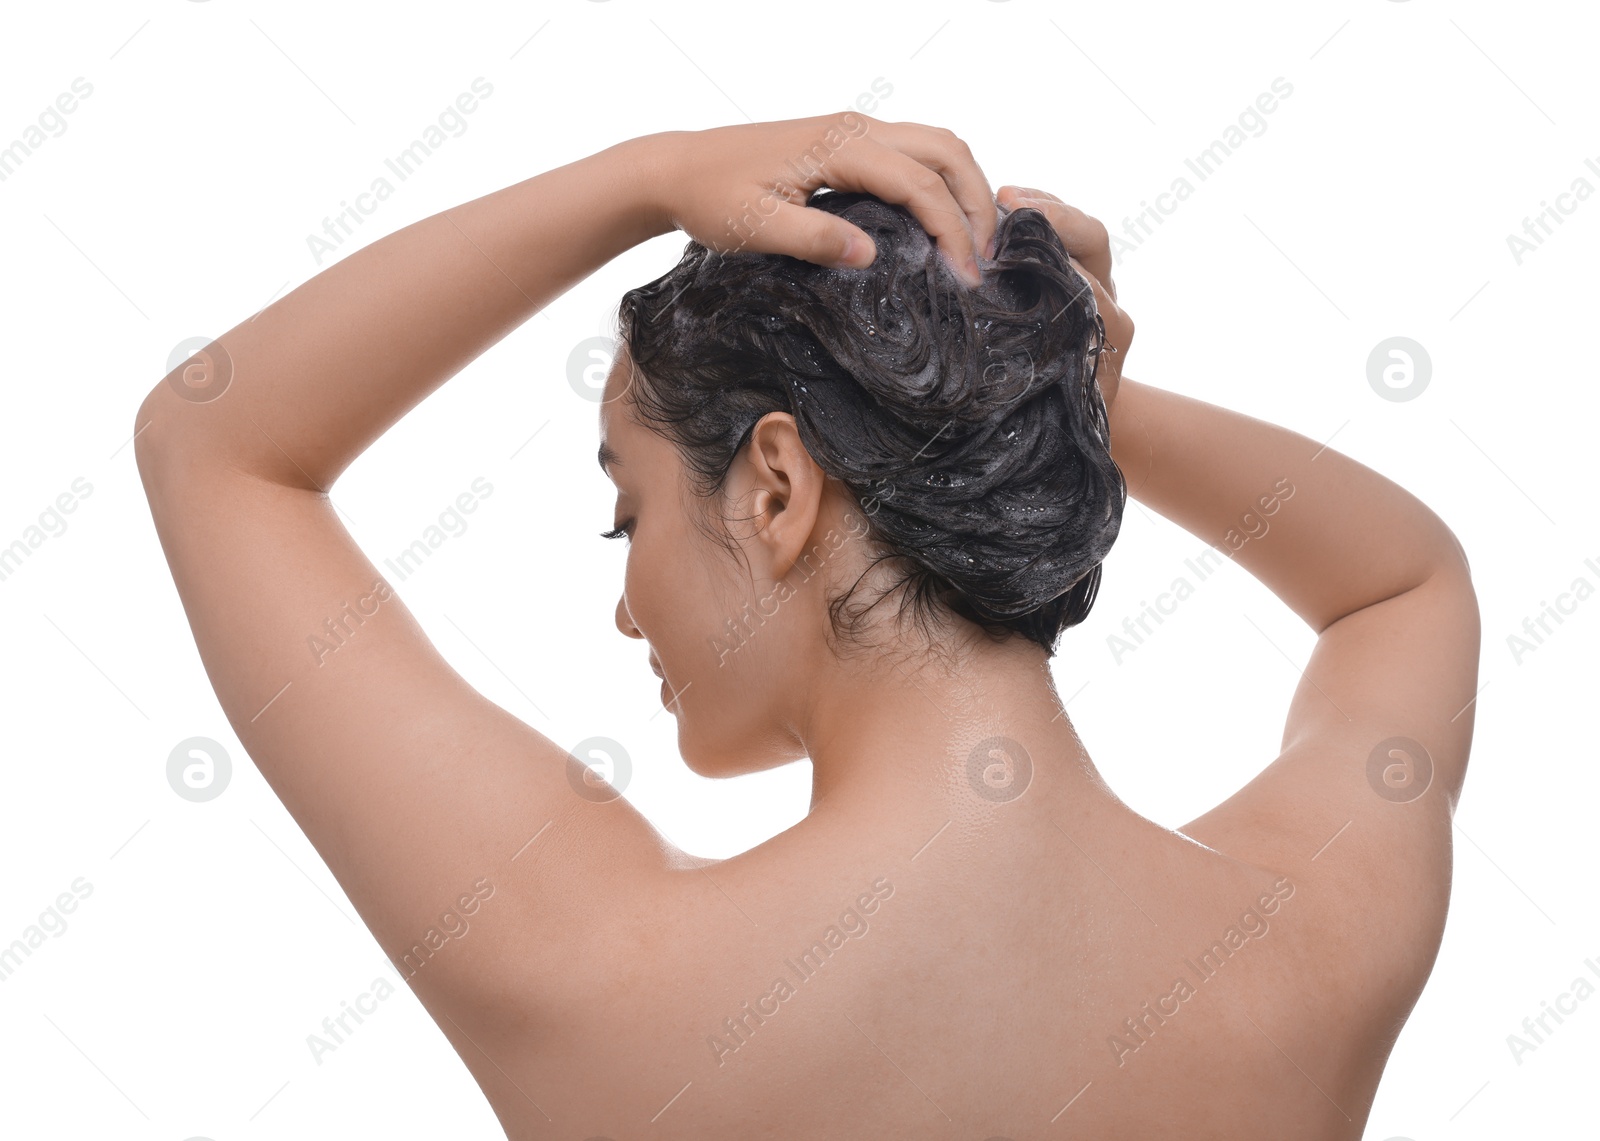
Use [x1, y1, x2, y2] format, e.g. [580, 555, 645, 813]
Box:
[647, 114, 998, 288]
[995, 186, 1132, 412]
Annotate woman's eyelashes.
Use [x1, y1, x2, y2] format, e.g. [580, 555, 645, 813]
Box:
[600, 517, 636, 543]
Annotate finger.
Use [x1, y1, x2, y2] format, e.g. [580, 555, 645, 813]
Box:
[998, 188, 1115, 299]
[740, 198, 879, 269]
[871, 122, 999, 263]
[1035, 201, 1115, 298]
[1068, 253, 1134, 357]
[824, 136, 985, 285]
[1065, 254, 1114, 324]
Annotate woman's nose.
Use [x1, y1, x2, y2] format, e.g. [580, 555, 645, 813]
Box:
[615, 595, 643, 640]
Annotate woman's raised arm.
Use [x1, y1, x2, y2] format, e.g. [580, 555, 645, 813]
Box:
[136, 132, 669, 489]
[136, 114, 998, 488]
[130, 114, 999, 1032]
[1006, 184, 1479, 1029]
[130, 130, 686, 1029]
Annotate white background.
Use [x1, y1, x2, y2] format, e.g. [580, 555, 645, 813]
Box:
[0, 1, 1595, 1137]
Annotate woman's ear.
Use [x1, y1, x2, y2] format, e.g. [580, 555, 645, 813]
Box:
[742, 411, 828, 578]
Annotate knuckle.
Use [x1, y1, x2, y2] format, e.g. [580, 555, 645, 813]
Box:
[833, 110, 872, 137]
[909, 165, 946, 194]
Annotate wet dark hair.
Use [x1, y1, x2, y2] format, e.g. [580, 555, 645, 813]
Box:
[612, 190, 1125, 656]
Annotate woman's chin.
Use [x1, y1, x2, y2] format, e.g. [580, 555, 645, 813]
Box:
[679, 736, 772, 781]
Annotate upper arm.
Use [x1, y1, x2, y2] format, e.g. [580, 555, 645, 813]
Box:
[134, 397, 670, 1018]
[1181, 556, 1481, 998]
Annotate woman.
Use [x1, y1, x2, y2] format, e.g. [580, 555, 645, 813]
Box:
[135, 113, 1479, 1139]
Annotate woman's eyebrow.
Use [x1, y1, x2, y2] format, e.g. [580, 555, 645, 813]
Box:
[597, 441, 622, 474]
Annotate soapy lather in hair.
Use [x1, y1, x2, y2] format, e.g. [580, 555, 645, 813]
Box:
[615, 190, 1127, 655]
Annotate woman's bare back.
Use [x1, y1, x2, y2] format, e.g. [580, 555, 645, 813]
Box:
[428, 752, 1416, 1141]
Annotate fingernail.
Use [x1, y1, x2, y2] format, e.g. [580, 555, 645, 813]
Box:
[835, 236, 873, 269]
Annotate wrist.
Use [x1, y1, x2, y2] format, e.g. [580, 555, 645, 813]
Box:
[1106, 377, 1153, 499]
[611, 131, 687, 244]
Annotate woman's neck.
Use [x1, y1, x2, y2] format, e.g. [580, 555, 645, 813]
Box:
[796, 632, 1118, 825]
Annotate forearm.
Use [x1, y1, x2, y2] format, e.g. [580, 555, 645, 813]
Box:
[136, 133, 676, 487]
[1106, 377, 1467, 633]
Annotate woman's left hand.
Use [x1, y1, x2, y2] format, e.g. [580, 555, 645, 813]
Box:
[645, 113, 997, 288]
[995, 185, 1133, 411]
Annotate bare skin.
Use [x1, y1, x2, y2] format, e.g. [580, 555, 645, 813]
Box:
[134, 114, 1480, 1140]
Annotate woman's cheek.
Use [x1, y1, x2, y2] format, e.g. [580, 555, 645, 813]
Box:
[627, 531, 696, 654]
